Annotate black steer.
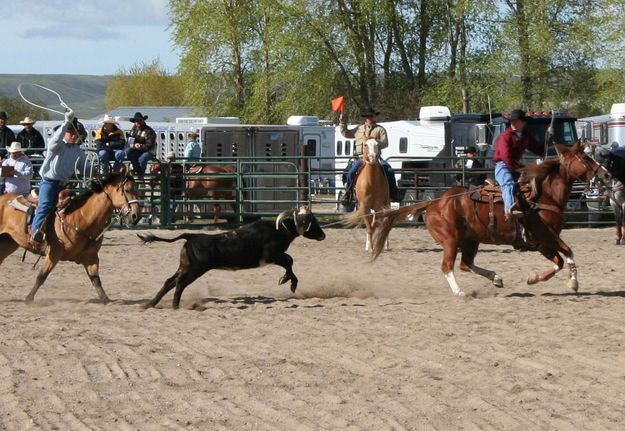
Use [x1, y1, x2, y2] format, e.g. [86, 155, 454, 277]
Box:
[137, 206, 325, 309]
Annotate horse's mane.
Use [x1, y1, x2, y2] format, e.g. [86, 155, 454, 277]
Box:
[519, 159, 561, 185]
[63, 172, 125, 215]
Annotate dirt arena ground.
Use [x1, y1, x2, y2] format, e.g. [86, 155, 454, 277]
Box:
[0, 226, 624, 430]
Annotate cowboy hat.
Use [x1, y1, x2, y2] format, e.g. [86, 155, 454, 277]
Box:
[100, 114, 118, 125]
[8, 141, 23, 153]
[360, 106, 380, 117]
[129, 112, 148, 122]
[19, 116, 36, 125]
[509, 109, 528, 121]
[463, 146, 478, 154]
[166, 150, 176, 160]
[0, 112, 7, 120]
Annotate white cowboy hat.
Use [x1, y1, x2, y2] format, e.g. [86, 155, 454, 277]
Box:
[166, 151, 176, 160]
[8, 141, 23, 153]
[100, 114, 118, 125]
[19, 117, 36, 125]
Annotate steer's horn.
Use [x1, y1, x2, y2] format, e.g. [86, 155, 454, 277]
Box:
[275, 210, 291, 230]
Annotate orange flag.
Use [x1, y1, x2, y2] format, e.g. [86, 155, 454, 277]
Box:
[331, 96, 345, 112]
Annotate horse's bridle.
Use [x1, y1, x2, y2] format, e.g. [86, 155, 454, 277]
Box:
[104, 176, 139, 219]
[562, 151, 605, 183]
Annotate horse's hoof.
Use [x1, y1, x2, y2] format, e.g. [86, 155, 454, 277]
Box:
[492, 275, 504, 288]
[24, 296, 34, 304]
[527, 273, 540, 285]
[615, 239, 621, 245]
[141, 302, 155, 310]
[454, 291, 466, 297]
[567, 278, 579, 292]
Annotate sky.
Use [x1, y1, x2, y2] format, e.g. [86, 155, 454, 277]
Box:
[3, 0, 180, 75]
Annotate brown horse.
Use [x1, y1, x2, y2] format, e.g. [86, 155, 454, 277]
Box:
[371, 142, 610, 296]
[0, 168, 141, 303]
[186, 164, 238, 224]
[344, 139, 390, 251]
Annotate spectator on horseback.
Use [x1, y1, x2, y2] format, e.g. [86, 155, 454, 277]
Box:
[125, 111, 156, 178]
[2, 142, 33, 195]
[96, 114, 126, 173]
[492, 109, 545, 220]
[339, 106, 402, 206]
[28, 110, 87, 252]
[16, 117, 45, 157]
[0, 111, 16, 159]
[184, 131, 201, 161]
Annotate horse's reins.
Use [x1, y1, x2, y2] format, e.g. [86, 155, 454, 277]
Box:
[57, 177, 139, 243]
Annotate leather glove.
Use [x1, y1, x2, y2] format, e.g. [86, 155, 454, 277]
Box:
[64, 109, 74, 123]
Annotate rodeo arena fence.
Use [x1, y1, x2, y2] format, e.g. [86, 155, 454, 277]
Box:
[13, 150, 614, 230]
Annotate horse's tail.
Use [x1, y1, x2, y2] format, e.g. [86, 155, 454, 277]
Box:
[343, 205, 368, 228]
[371, 201, 431, 259]
[137, 232, 193, 244]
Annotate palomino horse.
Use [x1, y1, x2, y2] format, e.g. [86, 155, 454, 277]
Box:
[0, 168, 141, 303]
[186, 164, 238, 223]
[371, 142, 610, 296]
[344, 139, 390, 251]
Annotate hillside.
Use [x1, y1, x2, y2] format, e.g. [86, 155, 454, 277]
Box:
[0, 74, 110, 119]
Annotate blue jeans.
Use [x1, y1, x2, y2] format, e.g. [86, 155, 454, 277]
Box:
[98, 149, 125, 173]
[346, 159, 398, 191]
[125, 148, 153, 177]
[494, 161, 516, 212]
[31, 179, 64, 235]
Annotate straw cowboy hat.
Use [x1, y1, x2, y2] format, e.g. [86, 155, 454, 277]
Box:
[100, 114, 118, 125]
[166, 151, 176, 160]
[8, 141, 24, 153]
[19, 116, 36, 125]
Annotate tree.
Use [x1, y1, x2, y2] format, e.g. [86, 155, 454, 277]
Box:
[0, 96, 51, 123]
[104, 59, 185, 110]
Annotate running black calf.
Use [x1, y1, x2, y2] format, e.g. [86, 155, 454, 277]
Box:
[137, 206, 325, 309]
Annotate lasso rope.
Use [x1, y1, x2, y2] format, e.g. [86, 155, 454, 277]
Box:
[17, 83, 72, 117]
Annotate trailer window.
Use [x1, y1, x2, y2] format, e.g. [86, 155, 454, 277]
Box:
[562, 122, 575, 144]
[304, 139, 316, 157]
[336, 140, 343, 155]
[345, 140, 351, 155]
[399, 137, 408, 153]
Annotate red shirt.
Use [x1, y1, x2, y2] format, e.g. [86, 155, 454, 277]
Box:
[492, 127, 545, 171]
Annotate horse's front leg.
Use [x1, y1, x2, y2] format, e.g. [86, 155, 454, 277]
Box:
[25, 255, 59, 303]
[527, 246, 564, 285]
[363, 214, 374, 252]
[83, 259, 111, 303]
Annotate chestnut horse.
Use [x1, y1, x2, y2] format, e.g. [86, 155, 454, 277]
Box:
[0, 168, 141, 303]
[371, 142, 610, 296]
[344, 139, 390, 251]
[186, 164, 238, 223]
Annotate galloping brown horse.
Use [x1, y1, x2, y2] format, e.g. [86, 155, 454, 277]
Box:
[371, 142, 610, 296]
[0, 168, 141, 303]
[186, 164, 238, 223]
[345, 139, 390, 251]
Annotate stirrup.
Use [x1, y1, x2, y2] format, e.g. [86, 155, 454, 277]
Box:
[341, 189, 353, 206]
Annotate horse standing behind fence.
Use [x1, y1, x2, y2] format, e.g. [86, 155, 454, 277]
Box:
[0, 169, 141, 303]
[370, 142, 610, 296]
[344, 139, 390, 251]
[186, 164, 238, 224]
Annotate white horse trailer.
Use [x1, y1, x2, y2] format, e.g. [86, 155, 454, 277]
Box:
[579, 103, 625, 148]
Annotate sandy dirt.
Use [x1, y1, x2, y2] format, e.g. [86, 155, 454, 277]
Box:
[0, 226, 624, 430]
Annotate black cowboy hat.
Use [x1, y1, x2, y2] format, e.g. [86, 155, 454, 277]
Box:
[509, 109, 528, 121]
[360, 106, 380, 117]
[0, 112, 7, 120]
[129, 112, 148, 122]
[463, 146, 478, 154]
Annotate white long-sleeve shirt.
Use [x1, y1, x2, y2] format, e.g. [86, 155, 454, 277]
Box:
[2, 154, 33, 195]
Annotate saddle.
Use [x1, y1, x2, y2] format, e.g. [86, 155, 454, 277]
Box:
[469, 183, 537, 249]
[8, 189, 75, 234]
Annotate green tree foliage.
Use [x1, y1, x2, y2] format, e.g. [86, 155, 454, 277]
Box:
[167, 0, 625, 122]
[104, 59, 185, 110]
